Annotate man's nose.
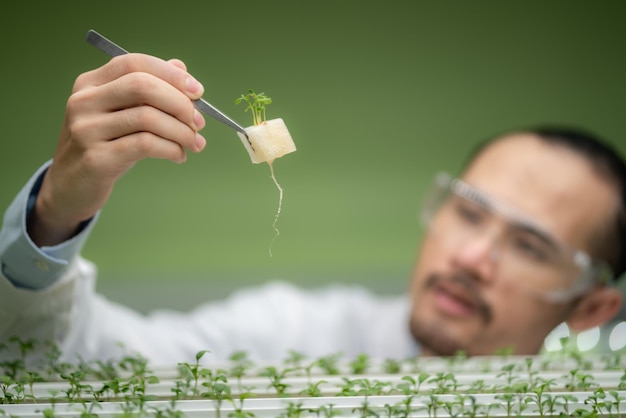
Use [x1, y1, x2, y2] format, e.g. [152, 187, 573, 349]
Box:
[451, 229, 499, 281]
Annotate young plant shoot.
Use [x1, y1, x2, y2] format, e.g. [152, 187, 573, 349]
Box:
[235, 89, 296, 256]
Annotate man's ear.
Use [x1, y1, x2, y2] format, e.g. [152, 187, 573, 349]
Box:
[566, 287, 623, 332]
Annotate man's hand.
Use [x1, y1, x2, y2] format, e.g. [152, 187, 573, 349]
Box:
[28, 54, 207, 247]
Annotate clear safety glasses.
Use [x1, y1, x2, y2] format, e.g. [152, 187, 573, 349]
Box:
[419, 173, 614, 303]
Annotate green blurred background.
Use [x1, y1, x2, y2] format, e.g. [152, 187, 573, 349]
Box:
[1, 0, 625, 343]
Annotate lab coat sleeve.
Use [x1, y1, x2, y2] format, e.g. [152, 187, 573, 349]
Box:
[0, 160, 97, 289]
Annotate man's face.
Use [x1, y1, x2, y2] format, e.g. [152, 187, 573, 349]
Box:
[409, 133, 618, 356]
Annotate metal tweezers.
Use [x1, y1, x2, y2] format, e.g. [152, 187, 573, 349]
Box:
[85, 29, 250, 144]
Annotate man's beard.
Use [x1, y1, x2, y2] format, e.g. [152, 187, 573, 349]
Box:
[409, 272, 493, 356]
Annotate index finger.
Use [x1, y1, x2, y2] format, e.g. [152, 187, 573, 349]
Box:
[75, 53, 204, 99]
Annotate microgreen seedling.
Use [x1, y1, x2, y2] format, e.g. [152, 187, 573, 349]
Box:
[228, 391, 256, 418]
[299, 379, 327, 398]
[229, 351, 253, 393]
[279, 401, 306, 418]
[284, 350, 307, 375]
[260, 366, 293, 397]
[395, 373, 429, 396]
[177, 350, 210, 399]
[234, 89, 295, 257]
[314, 404, 339, 418]
[315, 353, 342, 376]
[200, 369, 230, 418]
[349, 354, 371, 375]
[235, 89, 272, 126]
[382, 358, 401, 374]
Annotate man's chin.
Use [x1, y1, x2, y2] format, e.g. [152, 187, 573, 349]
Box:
[409, 313, 474, 357]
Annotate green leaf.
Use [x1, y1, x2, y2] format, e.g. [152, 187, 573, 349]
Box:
[196, 350, 210, 362]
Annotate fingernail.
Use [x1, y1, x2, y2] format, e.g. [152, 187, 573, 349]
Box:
[186, 76, 204, 95]
[193, 109, 205, 130]
[195, 133, 206, 150]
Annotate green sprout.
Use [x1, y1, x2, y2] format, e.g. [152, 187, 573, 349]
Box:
[315, 353, 342, 376]
[229, 351, 253, 393]
[260, 366, 292, 397]
[235, 89, 272, 126]
[349, 354, 371, 375]
[177, 350, 210, 399]
[200, 369, 231, 418]
[298, 379, 327, 397]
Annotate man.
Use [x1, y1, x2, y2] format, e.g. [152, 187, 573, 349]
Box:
[1, 53, 624, 365]
[409, 129, 625, 356]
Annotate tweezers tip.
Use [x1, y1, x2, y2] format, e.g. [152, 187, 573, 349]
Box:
[242, 131, 255, 151]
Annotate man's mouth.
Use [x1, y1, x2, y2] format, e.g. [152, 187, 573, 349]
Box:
[427, 274, 492, 324]
[434, 281, 479, 316]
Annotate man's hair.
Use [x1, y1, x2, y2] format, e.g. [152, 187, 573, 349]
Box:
[467, 126, 626, 281]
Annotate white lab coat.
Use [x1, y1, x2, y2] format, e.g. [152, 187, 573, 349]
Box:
[0, 256, 416, 367]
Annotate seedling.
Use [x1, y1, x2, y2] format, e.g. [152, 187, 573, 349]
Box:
[524, 357, 539, 387]
[390, 395, 414, 418]
[75, 400, 101, 418]
[229, 351, 253, 392]
[151, 401, 184, 418]
[260, 366, 292, 397]
[608, 390, 624, 417]
[8, 337, 36, 365]
[1, 376, 17, 404]
[315, 353, 342, 376]
[59, 370, 91, 401]
[90, 359, 118, 382]
[584, 388, 608, 415]
[228, 391, 256, 418]
[395, 373, 430, 395]
[200, 369, 231, 418]
[0, 360, 23, 382]
[349, 354, 371, 375]
[424, 393, 443, 418]
[565, 368, 597, 391]
[42, 341, 71, 381]
[177, 349, 210, 398]
[299, 379, 327, 397]
[235, 90, 272, 127]
[22, 370, 43, 403]
[315, 404, 339, 418]
[99, 376, 125, 401]
[494, 392, 516, 417]
[601, 351, 624, 370]
[428, 371, 458, 394]
[382, 358, 401, 374]
[283, 350, 307, 375]
[235, 89, 296, 256]
[497, 363, 520, 390]
[278, 401, 306, 418]
[441, 397, 462, 418]
[345, 379, 387, 418]
[36, 404, 60, 418]
[525, 382, 555, 418]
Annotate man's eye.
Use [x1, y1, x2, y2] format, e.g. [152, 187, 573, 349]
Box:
[454, 202, 485, 225]
[511, 235, 552, 262]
